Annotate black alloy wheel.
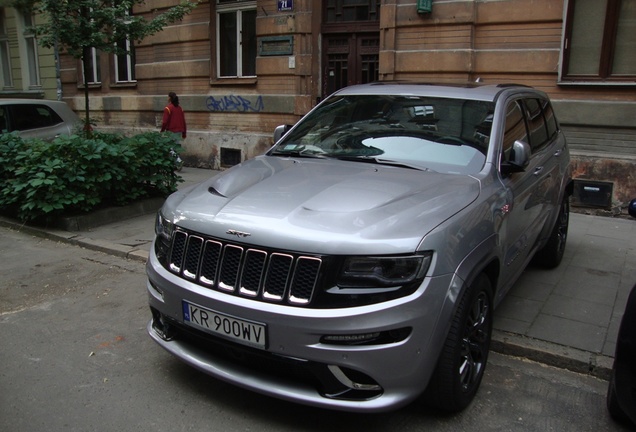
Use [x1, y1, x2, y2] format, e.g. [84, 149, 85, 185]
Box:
[425, 274, 493, 412]
[459, 289, 491, 392]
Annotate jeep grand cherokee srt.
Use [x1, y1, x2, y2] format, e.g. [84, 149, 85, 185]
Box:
[146, 82, 572, 413]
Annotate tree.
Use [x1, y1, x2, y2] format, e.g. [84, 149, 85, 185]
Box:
[30, 0, 199, 135]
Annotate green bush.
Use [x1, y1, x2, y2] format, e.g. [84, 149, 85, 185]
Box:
[0, 131, 182, 221]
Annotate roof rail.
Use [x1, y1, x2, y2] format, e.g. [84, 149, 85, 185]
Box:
[496, 83, 531, 89]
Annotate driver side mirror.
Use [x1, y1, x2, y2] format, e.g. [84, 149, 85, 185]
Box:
[273, 124, 293, 144]
[501, 140, 531, 176]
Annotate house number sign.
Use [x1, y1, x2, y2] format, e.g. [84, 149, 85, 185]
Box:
[278, 0, 293, 12]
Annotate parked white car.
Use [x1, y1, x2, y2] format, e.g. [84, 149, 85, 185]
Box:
[0, 99, 81, 140]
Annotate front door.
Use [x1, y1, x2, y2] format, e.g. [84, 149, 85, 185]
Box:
[323, 34, 379, 97]
[322, 1, 380, 98]
[498, 97, 561, 295]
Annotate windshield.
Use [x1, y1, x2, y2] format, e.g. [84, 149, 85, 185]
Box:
[270, 94, 494, 175]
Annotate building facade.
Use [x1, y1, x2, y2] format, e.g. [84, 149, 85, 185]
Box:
[56, 0, 636, 204]
[0, 6, 58, 100]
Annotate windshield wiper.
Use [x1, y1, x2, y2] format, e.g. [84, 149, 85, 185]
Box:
[270, 147, 328, 159]
[334, 155, 432, 172]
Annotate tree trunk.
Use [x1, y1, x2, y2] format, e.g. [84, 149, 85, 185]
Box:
[81, 46, 92, 138]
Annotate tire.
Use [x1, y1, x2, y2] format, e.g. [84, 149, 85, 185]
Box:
[607, 368, 630, 425]
[534, 196, 569, 269]
[424, 274, 493, 413]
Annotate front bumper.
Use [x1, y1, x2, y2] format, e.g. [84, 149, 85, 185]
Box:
[146, 248, 458, 412]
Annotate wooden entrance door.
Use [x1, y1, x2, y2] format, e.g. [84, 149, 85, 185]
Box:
[321, 1, 380, 98]
[323, 34, 379, 97]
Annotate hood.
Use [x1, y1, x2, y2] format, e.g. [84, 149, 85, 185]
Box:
[164, 156, 480, 255]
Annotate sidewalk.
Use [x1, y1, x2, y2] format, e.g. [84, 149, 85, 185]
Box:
[1, 167, 634, 381]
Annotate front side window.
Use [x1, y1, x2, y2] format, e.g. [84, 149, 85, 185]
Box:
[216, 0, 256, 78]
[22, 12, 40, 87]
[562, 0, 636, 82]
[501, 100, 528, 163]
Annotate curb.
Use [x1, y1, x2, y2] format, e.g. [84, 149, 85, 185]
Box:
[0, 215, 613, 382]
[0, 215, 149, 263]
[54, 197, 165, 232]
[491, 331, 613, 381]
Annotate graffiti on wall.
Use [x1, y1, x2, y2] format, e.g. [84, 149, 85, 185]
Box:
[206, 95, 265, 113]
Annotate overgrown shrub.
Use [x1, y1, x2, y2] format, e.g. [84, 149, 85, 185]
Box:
[0, 131, 182, 221]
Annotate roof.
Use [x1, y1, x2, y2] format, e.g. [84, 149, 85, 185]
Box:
[332, 81, 535, 102]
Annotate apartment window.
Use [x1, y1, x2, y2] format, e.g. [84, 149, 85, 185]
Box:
[115, 38, 135, 83]
[562, 0, 636, 82]
[0, 9, 13, 88]
[325, 0, 381, 22]
[22, 12, 40, 87]
[83, 47, 101, 84]
[114, 9, 135, 83]
[216, 0, 257, 78]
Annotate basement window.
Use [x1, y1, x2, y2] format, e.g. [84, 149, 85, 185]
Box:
[221, 148, 242, 167]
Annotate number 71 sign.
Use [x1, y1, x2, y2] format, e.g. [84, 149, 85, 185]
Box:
[278, 0, 293, 12]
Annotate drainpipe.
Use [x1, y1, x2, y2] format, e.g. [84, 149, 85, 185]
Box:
[54, 37, 61, 100]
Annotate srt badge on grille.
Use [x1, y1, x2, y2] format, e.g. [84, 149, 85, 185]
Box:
[227, 229, 251, 238]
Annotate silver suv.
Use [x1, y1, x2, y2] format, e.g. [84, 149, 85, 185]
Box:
[146, 82, 572, 413]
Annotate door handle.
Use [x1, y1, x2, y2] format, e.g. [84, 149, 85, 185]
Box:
[554, 149, 562, 157]
[533, 166, 544, 176]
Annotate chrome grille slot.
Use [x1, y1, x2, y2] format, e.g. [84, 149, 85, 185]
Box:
[169, 231, 188, 273]
[199, 240, 222, 286]
[240, 250, 267, 297]
[289, 257, 322, 305]
[219, 245, 243, 292]
[167, 229, 321, 306]
[263, 253, 293, 301]
[183, 236, 204, 279]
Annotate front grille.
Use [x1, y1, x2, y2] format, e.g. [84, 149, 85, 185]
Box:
[167, 229, 322, 306]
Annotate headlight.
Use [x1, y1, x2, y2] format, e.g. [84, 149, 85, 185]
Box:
[338, 253, 432, 288]
[155, 211, 175, 242]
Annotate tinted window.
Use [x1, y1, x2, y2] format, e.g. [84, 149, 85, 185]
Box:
[524, 98, 548, 152]
[9, 104, 63, 131]
[501, 101, 527, 162]
[541, 99, 558, 140]
[0, 106, 6, 132]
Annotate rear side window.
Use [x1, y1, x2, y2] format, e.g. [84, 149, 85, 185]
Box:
[9, 104, 63, 131]
[541, 99, 558, 140]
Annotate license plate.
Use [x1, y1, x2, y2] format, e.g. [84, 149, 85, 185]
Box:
[182, 301, 267, 349]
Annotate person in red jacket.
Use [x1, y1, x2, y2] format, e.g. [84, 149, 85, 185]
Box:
[161, 92, 187, 139]
[161, 92, 186, 170]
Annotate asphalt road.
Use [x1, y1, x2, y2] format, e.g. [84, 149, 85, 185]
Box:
[0, 227, 631, 432]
